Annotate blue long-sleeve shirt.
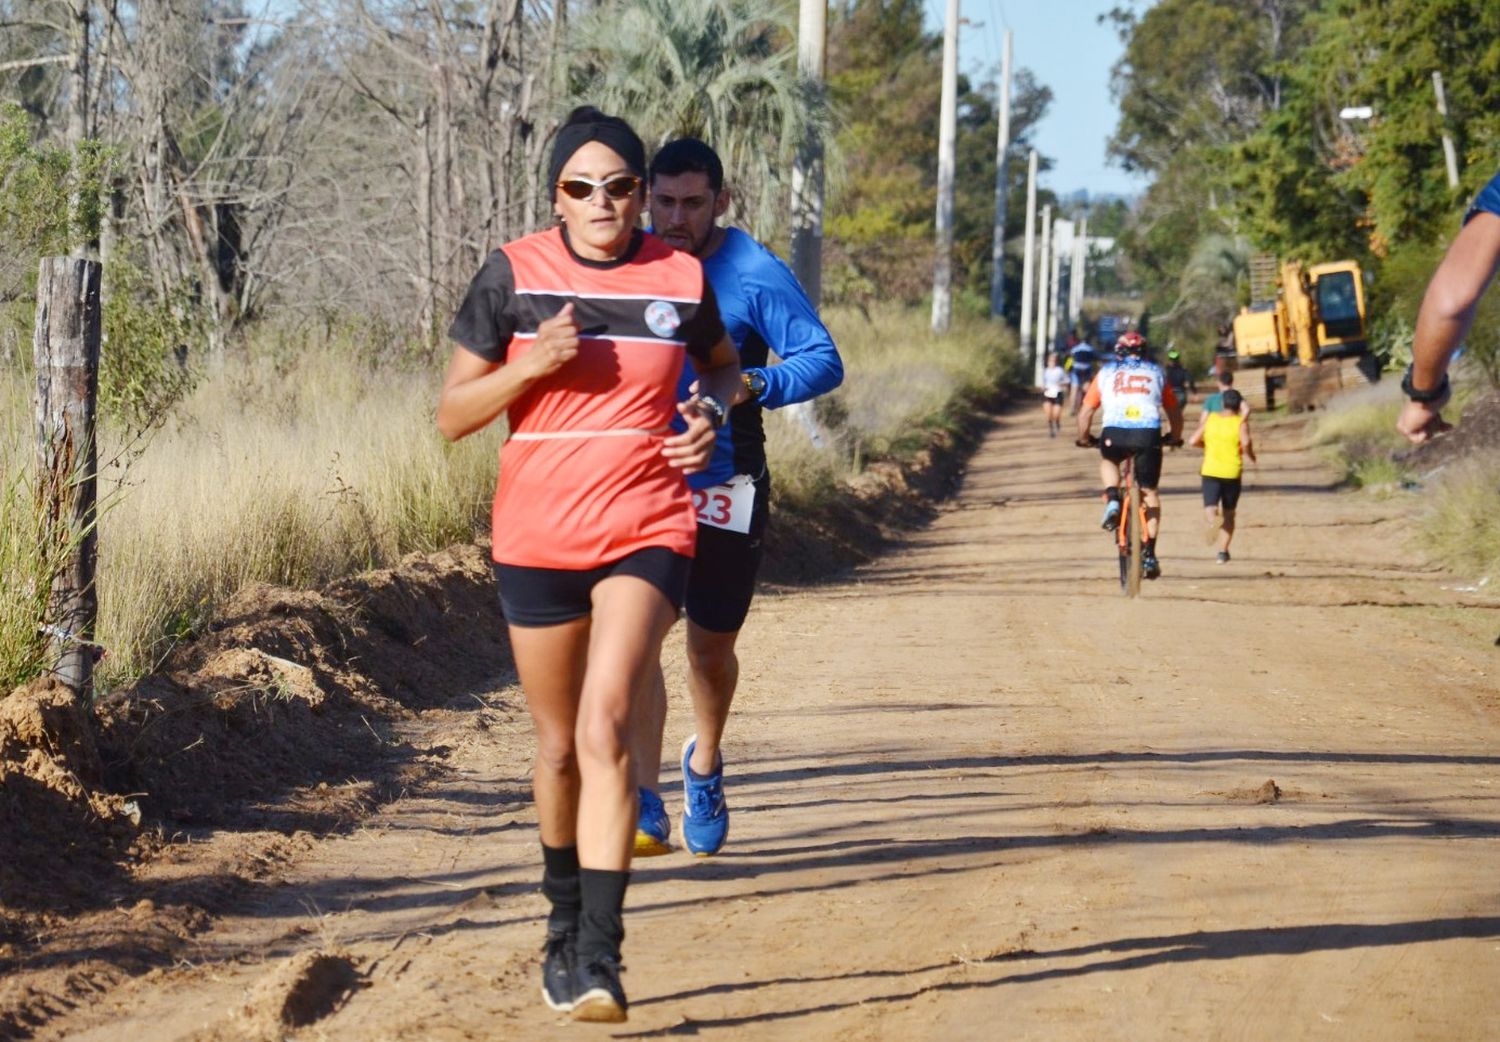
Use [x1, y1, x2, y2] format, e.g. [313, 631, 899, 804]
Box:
[679, 227, 843, 489]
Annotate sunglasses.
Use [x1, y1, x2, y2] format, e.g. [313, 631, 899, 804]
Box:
[556, 174, 642, 201]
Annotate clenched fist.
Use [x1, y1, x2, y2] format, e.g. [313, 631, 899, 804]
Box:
[525, 302, 580, 380]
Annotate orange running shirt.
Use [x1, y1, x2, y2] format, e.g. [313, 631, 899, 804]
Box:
[448, 228, 725, 569]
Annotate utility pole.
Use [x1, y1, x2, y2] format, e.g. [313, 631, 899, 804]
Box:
[1432, 71, 1460, 191]
[1034, 204, 1051, 385]
[790, 0, 827, 305]
[1071, 216, 1088, 324]
[988, 29, 1013, 320]
[1047, 231, 1063, 349]
[930, 0, 959, 333]
[1018, 150, 1038, 365]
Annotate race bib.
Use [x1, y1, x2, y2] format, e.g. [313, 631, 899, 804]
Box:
[692, 475, 756, 534]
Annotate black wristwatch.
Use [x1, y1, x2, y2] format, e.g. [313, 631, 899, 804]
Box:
[696, 393, 728, 429]
[1401, 365, 1449, 404]
[742, 370, 768, 401]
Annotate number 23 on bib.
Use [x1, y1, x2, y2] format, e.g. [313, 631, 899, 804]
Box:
[692, 474, 756, 535]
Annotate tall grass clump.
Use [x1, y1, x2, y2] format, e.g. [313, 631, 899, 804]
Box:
[94, 345, 496, 684]
[767, 302, 1019, 509]
[1417, 455, 1500, 584]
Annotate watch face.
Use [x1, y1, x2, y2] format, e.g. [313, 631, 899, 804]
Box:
[746, 372, 767, 397]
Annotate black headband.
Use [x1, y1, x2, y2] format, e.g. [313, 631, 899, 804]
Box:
[549, 115, 647, 194]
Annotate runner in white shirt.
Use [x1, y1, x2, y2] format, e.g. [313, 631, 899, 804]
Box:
[1042, 353, 1068, 437]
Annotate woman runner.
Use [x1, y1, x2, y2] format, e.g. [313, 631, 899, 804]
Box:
[1042, 352, 1068, 437]
[438, 106, 743, 1022]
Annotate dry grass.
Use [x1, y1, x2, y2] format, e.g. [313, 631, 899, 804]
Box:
[3, 303, 1017, 689]
[768, 303, 1019, 509]
[1418, 453, 1500, 584]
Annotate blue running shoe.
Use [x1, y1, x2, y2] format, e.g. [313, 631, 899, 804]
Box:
[633, 787, 671, 857]
[680, 736, 728, 857]
[1101, 499, 1121, 531]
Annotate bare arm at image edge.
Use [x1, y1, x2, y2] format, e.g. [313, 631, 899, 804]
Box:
[1397, 210, 1500, 444]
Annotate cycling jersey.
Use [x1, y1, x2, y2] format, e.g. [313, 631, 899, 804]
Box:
[448, 227, 725, 570]
[1082, 357, 1180, 430]
[680, 228, 843, 489]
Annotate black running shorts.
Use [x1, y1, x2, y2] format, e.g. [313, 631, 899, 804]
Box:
[685, 472, 771, 634]
[1201, 475, 1243, 511]
[494, 546, 691, 627]
[1100, 427, 1164, 490]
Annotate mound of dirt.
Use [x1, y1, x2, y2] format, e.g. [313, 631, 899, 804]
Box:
[94, 544, 514, 833]
[0, 680, 134, 912]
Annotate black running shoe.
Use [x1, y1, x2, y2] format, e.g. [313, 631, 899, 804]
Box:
[541, 927, 577, 1012]
[572, 954, 628, 1023]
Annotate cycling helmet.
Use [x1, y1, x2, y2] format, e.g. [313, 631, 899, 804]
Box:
[1116, 331, 1147, 355]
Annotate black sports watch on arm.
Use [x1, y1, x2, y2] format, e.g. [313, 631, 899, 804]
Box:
[742, 369, 767, 402]
[1401, 365, 1449, 404]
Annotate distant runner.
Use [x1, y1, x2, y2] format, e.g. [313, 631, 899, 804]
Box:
[633, 137, 844, 859]
[1190, 388, 1256, 563]
[1067, 337, 1098, 414]
[1042, 353, 1068, 437]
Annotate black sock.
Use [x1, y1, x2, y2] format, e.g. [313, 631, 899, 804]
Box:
[541, 844, 581, 933]
[1106, 487, 1121, 502]
[1144, 538, 1156, 555]
[577, 868, 630, 962]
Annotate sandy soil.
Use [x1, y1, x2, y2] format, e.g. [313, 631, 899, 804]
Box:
[15, 400, 1500, 1041]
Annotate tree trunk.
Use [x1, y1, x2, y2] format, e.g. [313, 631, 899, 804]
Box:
[32, 257, 103, 703]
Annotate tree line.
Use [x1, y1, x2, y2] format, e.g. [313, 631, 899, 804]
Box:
[1107, 0, 1500, 371]
[1, 0, 1061, 381]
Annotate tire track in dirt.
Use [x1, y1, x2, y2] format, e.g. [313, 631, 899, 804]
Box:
[35, 401, 1500, 1041]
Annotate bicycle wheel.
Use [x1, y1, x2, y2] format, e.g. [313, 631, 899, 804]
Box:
[1124, 480, 1143, 598]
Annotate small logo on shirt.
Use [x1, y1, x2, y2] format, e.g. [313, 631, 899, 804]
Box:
[644, 300, 681, 338]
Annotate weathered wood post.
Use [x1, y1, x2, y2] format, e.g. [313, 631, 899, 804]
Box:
[33, 256, 102, 700]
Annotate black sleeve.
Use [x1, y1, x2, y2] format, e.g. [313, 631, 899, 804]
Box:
[447, 251, 517, 363]
[679, 277, 727, 365]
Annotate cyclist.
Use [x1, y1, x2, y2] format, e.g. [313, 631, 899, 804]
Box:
[1076, 331, 1184, 579]
[1042, 352, 1068, 437]
[633, 137, 844, 859]
[1163, 347, 1195, 404]
[1190, 387, 1256, 563]
[441, 107, 743, 1022]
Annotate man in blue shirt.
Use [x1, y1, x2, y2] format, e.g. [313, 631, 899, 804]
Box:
[1067, 337, 1097, 414]
[633, 138, 844, 856]
[1398, 168, 1500, 443]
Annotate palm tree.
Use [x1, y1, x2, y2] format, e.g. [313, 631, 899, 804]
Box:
[568, 0, 831, 242]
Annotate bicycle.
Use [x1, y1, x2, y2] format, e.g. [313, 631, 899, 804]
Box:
[1077, 434, 1180, 597]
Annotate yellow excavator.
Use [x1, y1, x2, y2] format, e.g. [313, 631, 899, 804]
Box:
[1232, 259, 1368, 366]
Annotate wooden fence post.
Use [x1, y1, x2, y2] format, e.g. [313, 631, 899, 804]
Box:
[33, 256, 102, 700]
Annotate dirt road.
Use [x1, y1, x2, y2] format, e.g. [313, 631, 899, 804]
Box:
[33, 401, 1500, 1041]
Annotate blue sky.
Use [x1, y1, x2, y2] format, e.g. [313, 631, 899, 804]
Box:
[923, 0, 1153, 199]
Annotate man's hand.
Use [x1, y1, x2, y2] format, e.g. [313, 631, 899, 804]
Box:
[662, 402, 717, 472]
[523, 302, 580, 380]
[1396, 398, 1454, 445]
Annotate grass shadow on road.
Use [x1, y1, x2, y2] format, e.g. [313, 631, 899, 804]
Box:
[620, 915, 1500, 1034]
